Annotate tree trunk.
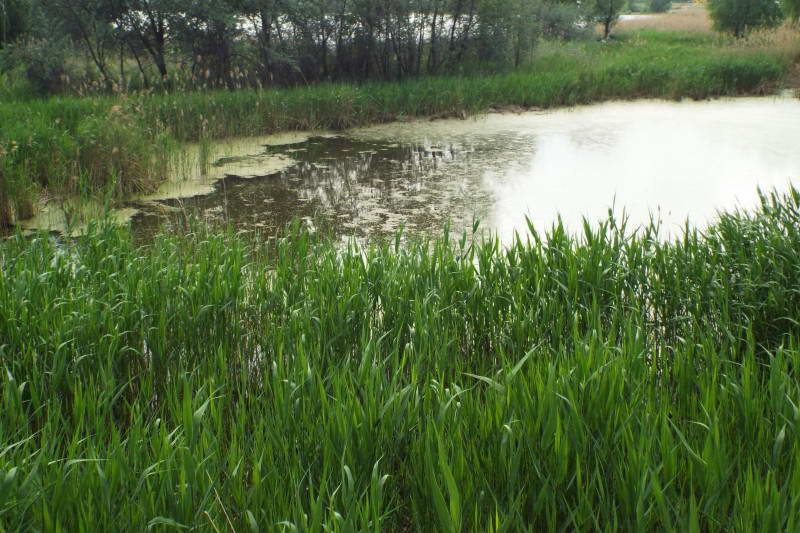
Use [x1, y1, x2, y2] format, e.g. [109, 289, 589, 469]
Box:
[428, 3, 439, 74]
[126, 40, 149, 88]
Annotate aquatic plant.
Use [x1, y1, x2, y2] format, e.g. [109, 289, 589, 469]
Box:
[1, 188, 800, 530]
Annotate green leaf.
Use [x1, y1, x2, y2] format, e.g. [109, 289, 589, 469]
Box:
[193, 397, 212, 426]
[147, 517, 189, 530]
[245, 510, 260, 533]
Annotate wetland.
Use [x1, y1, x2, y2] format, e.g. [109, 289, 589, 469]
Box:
[3, 3, 800, 530]
[53, 94, 800, 242]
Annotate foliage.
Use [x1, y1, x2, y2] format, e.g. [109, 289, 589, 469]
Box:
[539, 2, 594, 40]
[649, 0, 672, 14]
[784, 0, 800, 22]
[0, 36, 73, 94]
[38, 0, 122, 88]
[109, 0, 171, 81]
[2, 188, 800, 530]
[708, 0, 785, 38]
[0, 0, 28, 46]
[589, 0, 627, 38]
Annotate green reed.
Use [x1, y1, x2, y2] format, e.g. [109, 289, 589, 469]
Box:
[1, 187, 799, 531]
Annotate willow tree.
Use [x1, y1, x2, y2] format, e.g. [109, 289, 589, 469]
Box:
[783, 0, 800, 23]
[589, 0, 625, 39]
[0, 0, 28, 46]
[45, 0, 119, 87]
[108, 0, 172, 82]
[708, 0, 784, 38]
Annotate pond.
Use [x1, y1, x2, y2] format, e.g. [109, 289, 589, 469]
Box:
[24, 95, 800, 242]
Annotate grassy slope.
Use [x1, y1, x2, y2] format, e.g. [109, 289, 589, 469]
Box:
[2, 189, 800, 530]
[1, 29, 797, 226]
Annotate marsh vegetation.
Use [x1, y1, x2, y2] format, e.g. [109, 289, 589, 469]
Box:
[3, 189, 800, 530]
[1, 2, 799, 228]
[2, 2, 800, 531]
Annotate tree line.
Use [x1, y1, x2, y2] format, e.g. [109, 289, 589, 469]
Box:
[0, 0, 592, 92]
[0, 0, 797, 95]
[0, 0, 637, 94]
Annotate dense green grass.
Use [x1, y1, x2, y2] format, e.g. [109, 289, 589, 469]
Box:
[135, 32, 787, 140]
[2, 188, 800, 530]
[0, 29, 794, 227]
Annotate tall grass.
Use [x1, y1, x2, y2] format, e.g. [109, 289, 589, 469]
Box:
[1, 188, 800, 530]
[1, 29, 797, 228]
[137, 34, 790, 142]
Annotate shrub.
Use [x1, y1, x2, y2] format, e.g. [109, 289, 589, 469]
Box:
[540, 2, 594, 41]
[650, 0, 672, 13]
[708, 0, 785, 38]
[783, 0, 800, 23]
[2, 37, 74, 94]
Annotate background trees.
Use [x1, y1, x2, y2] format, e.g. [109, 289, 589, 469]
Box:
[1, 0, 797, 95]
[109, 0, 172, 83]
[708, 0, 784, 38]
[10, 0, 790, 93]
[649, 0, 672, 14]
[0, 0, 29, 46]
[783, 0, 800, 23]
[0, 0, 596, 92]
[588, 0, 626, 39]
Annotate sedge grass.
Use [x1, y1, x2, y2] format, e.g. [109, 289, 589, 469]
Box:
[1, 188, 800, 530]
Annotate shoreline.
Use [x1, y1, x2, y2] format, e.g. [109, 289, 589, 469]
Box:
[2, 28, 798, 231]
[10, 91, 799, 237]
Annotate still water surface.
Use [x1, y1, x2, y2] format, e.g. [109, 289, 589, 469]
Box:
[125, 96, 800, 242]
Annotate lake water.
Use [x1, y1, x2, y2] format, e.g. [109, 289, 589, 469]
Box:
[26, 95, 800, 242]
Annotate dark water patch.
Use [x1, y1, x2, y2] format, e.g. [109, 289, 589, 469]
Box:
[131, 135, 493, 242]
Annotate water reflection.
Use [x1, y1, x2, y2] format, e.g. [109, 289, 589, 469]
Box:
[131, 96, 800, 242]
[132, 136, 498, 241]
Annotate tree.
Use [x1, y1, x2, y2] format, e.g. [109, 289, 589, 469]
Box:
[649, 0, 672, 14]
[109, 0, 171, 82]
[44, 0, 119, 87]
[241, 0, 282, 84]
[168, 0, 244, 89]
[783, 0, 800, 23]
[0, 0, 28, 46]
[589, 0, 625, 39]
[708, 0, 784, 38]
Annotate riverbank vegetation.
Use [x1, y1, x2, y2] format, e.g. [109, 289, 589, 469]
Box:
[3, 2, 800, 528]
[2, 21, 799, 229]
[2, 2, 800, 228]
[2, 188, 800, 530]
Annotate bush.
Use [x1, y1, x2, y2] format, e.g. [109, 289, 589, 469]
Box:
[1, 37, 74, 94]
[709, 0, 784, 38]
[539, 3, 594, 41]
[649, 0, 672, 13]
[0, 0, 28, 47]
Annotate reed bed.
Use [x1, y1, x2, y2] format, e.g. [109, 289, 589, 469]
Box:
[1, 188, 800, 531]
[0, 29, 796, 228]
